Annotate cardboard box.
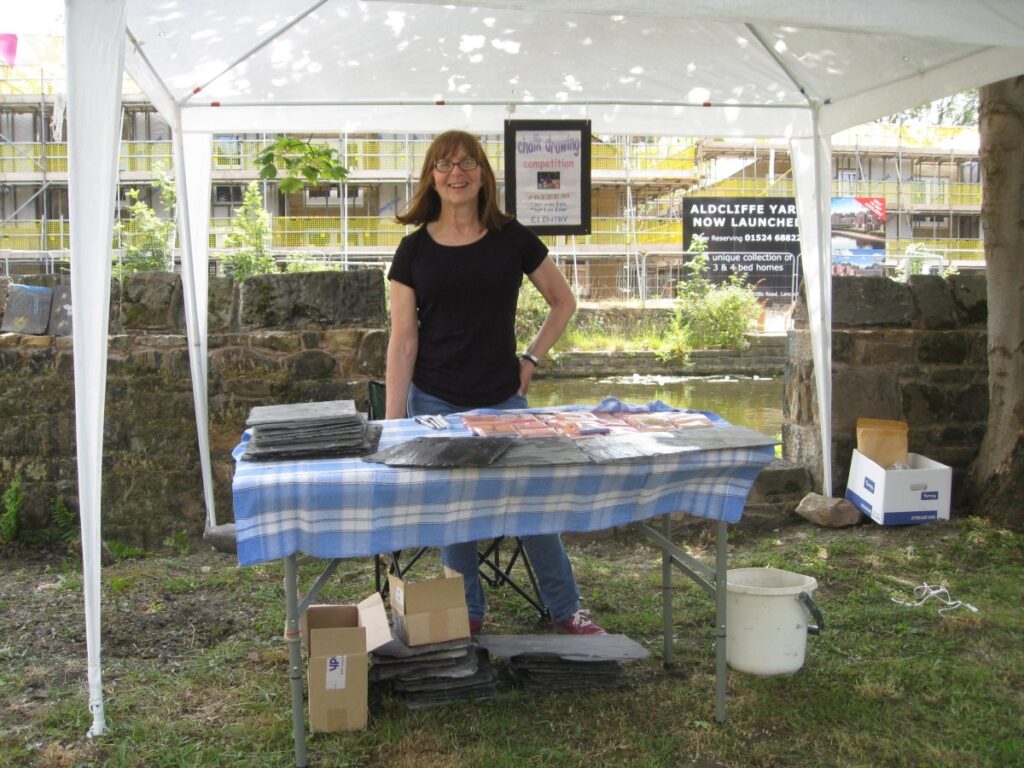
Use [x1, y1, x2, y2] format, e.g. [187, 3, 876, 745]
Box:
[388, 573, 470, 646]
[845, 449, 952, 526]
[304, 593, 391, 733]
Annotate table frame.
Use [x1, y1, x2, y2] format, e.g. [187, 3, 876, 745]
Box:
[280, 513, 731, 768]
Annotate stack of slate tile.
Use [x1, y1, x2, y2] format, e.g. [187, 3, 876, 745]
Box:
[242, 399, 380, 461]
[476, 634, 650, 693]
[370, 637, 498, 709]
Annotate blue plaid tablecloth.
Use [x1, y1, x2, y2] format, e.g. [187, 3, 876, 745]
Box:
[231, 402, 776, 566]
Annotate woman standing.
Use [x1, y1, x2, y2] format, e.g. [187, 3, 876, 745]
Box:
[385, 130, 605, 636]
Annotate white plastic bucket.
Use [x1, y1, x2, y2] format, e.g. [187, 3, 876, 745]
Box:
[726, 567, 822, 677]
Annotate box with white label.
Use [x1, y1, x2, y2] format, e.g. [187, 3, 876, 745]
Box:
[303, 593, 391, 732]
[388, 573, 470, 646]
[845, 449, 952, 525]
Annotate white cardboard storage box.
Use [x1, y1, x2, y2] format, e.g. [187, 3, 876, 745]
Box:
[845, 449, 952, 525]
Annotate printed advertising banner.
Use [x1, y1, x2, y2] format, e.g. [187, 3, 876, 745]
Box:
[682, 197, 800, 299]
[504, 119, 591, 236]
[831, 197, 887, 276]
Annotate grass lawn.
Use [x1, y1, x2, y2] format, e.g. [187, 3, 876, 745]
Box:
[1, 516, 1021, 767]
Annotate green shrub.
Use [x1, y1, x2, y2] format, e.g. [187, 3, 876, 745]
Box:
[1, 475, 24, 544]
[284, 256, 340, 273]
[669, 234, 761, 354]
[52, 496, 78, 542]
[515, 280, 553, 349]
[106, 540, 146, 560]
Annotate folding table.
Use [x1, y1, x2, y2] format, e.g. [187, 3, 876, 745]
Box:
[232, 405, 776, 767]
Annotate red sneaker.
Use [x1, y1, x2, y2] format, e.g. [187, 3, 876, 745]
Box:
[552, 609, 607, 635]
[469, 619, 484, 635]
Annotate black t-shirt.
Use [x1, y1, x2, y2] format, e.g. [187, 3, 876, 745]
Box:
[387, 219, 547, 406]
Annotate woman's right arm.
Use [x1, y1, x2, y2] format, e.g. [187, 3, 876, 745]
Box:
[385, 280, 418, 419]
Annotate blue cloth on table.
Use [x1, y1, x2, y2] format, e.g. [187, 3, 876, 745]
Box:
[230, 400, 773, 566]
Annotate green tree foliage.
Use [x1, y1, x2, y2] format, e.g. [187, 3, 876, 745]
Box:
[877, 89, 979, 127]
[255, 136, 349, 194]
[223, 181, 276, 281]
[113, 165, 177, 279]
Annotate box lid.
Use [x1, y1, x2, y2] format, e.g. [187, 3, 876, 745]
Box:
[356, 592, 392, 652]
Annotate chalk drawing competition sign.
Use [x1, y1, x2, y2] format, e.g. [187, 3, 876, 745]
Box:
[682, 197, 801, 299]
[504, 120, 592, 235]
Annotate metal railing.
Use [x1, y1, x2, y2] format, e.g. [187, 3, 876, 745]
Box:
[1, 215, 984, 261]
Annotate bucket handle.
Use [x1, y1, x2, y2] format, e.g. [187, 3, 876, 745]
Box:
[799, 591, 824, 636]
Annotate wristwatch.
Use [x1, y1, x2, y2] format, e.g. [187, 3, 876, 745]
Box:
[519, 351, 540, 368]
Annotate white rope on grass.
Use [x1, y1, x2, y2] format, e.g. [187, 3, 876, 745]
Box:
[892, 583, 979, 616]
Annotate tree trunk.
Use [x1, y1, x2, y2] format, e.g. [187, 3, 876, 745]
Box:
[968, 77, 1024, 529]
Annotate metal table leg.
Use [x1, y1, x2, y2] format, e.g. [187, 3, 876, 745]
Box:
[284, 555, 308, 767]
[715, 518, 727, 723]
[640, 515, 730, 723]
[661, 514, 674, 666]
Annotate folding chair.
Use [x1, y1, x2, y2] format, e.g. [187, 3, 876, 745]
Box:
[367, 380, 550, 620]
[373, 539, 550, 621]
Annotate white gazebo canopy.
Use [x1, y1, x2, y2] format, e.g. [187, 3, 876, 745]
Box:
[65, 0, 1024, 737]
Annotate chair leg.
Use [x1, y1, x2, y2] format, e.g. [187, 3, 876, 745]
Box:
[477, 537, 550, 621]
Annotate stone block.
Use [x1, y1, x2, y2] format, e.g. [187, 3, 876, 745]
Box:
[289, 350, 338, 379]
[851, 329, 917, 366]
[948, 272, 987, 326]
[323, 329, 364, 357]
[908, 274, 957, 330]
[831, 331, 855, 364]
[968, 332, 988, 366]
[108, 279, 123, 335]
[832, 276, 914, 327]
[744, 459, 813, 523]
[917, 331, 969, 364]
[20, 334, 53, 348]
[783, 359, 816, 422]
[250, 331, 302, 353]
[952, 384, 988, 422]
[0, 276, 11, 326]
[120, 272, 184, 331]
[357, 329, 388, 377]
[208, 276, 236, 333]
[901, 382, 952, 422]
[240, 269, 386, 329]
[831, 367, 902, 431]
[1, 284, 53, 334]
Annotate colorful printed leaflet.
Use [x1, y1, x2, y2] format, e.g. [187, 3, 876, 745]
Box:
[461, 411, 713, 439]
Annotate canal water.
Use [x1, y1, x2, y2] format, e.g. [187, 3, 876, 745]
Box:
[528, 375, 784, 437]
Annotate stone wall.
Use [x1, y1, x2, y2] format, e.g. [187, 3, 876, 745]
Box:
[0, 270, 386, 548]
[545, 334, 786, 378]
[785, 274, 988, 499]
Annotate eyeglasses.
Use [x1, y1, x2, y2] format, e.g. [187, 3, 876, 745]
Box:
[434, 157, 479, 173]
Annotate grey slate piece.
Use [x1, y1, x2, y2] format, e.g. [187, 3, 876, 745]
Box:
[1, 284, 53, 334]
[577, 425, 778, 463]
[242, 399, 377, 461]
[246, 399, 358, 426]
[47, 285, 73, 336]
[475, 633, 651, 662]
[364, 435, 513, 468]
[491, 436, 591, 467]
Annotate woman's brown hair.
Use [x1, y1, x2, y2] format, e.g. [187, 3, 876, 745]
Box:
[396, 130, 513, 230]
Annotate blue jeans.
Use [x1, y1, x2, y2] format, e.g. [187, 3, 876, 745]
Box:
[407, 382, 580, 623]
